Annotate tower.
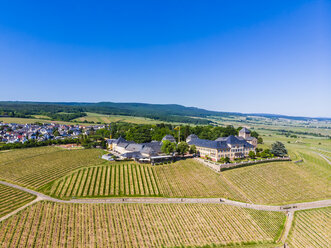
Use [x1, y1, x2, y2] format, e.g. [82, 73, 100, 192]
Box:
[239, 127, 251, 139]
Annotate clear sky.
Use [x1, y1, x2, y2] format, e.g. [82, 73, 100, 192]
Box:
[0, 0, 330, 117]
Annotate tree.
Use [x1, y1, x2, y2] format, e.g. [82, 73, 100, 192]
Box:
[219, 157, 225, 163]
[189, 144, 197, 154]
[161, 140, 176, 155]
[260, 151, 270, 158]
[224, 157, 230, 163]
[257, 137, 263, 144]
[251, 131, 259, 138]
[53, 129, 60, 137]
[248, 151, 255, 159]
[270, 141, 288, 157]
[177, 141, 189, 156]
[125, 126, 152, 143]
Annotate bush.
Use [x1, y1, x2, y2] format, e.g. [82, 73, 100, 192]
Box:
[248, 151, 255, 159]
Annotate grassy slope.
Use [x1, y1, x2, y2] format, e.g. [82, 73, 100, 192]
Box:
[0, 202, 285, 247]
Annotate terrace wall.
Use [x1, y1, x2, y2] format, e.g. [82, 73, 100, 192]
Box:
[196, 157, 291, 172]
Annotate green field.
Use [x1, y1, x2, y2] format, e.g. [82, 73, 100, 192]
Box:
[0, 202, 285, 247]
[0, 184, 36, 218]
[287, 207, 330, 248]
[74, 112, 164, 124]
[0, 112, 174, 125]
[0, 147, 104, 190]
[0, 117, 87, 126]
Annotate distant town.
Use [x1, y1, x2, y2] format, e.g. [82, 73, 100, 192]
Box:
[0, 122, 105, 144]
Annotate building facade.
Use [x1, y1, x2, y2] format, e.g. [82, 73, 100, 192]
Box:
[186, 128, 256, 161]
[238, 127, 257, 148]
[107, 135, 175, 163]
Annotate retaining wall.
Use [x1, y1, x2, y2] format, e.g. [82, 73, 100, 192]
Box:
[197, 157, 291, 172]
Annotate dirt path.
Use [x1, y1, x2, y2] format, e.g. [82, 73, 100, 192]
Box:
[1, 180, 330, 248]
[1, 180, 330, 211]
[0, 196, 42, 222]
[279, 211, 294, 244]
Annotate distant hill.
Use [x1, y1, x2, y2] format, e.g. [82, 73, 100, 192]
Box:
[0, 101, 330, 124]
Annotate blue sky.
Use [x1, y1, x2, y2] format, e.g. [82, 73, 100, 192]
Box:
[0, 0, 330, 117]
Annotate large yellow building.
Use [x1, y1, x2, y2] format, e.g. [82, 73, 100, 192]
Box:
[186, 128, 256, 161]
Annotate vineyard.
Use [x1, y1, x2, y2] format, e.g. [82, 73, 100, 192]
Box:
[45, 163, 161, 198]
[0, 184, 36, 218]
[0, 202, 285, 247]
[155, 159, 245, 199]
[287, 207, 330, 248]
[0, 147, 104, 189]
[222, 149, 331, 205]
[43, 160, 246, 200]
[0, 146, 59, 165]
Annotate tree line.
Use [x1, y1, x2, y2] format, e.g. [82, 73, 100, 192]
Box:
[0, 102, 212, 124]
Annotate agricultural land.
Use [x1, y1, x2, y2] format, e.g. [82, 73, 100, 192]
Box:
[0, 113, 330, 248]
[0, 184, 35, 218]
[0, 202, 285, 248]
[287, 207, 330, 248]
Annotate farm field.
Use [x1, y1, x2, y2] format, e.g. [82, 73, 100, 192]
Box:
[2, 146, 329, 205]
[155, 159, 245, 200]
[43, 160, 246, 201]
[0, 117, 84, 126]
[74, 112, 164, 124]
[0, 146, 59, 165]
[45, 163, 161, 198]
[287, 207, 330, 248]
[0, 184, 36, 218]
[222, 149, 331, 205]
[0, 202, 285, 248]
[0, 147, 104, 190]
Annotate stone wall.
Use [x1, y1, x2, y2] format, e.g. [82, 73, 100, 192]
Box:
[196, 157, 291, 172]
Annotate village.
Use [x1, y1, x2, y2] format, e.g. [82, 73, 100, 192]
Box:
[0, 121, 105, 144]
